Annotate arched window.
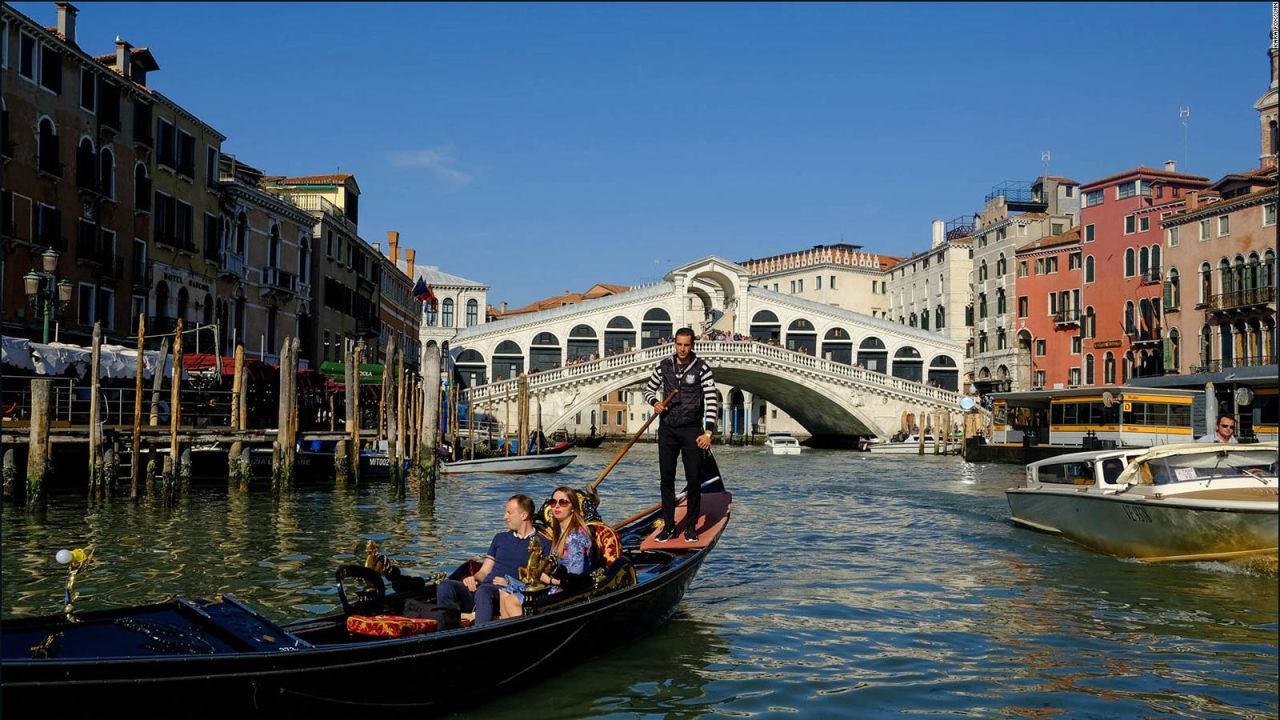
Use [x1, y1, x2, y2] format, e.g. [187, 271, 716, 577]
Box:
[1219, 324, 1233, 366]
[492, 340, 523, 380]
[605, 316, 635, 355]
[936, 305, 945, 329]
[177, 287, 189, 323]
[1084, 306, 1096, 338]
[1085, 256, 1095, 283]
[641, 308, 673, 348]
[465, 298, 478, 327]
[978, 293, 987, 319]
[996, 254, 1007, 276]
[529, 332, 561, 372]
[236, 212, 248, 255]
[441, 298, 454, 327]
[927, 355, 959, 390]
[268, 224, 280, 268]
[298, 236, 309, 285]
[202, 293, 214, 326]
[1125, 248, 1135, 277]
[76, 137, 96, 189]
[891, 346, 923, 382]
[38, 118, 60, 175]
[155, 281, 170, 319]
[1200, 262, 1213, 304]
[1169, 328, 1180, 372]
[920, 311, 929, 331]
[134, 163, 150, 212]
[567, 324, 599, 360]
[908, 312, 918, 327]
[996, 289, 1007, 316]
[99, 147, 115, 199]
[1165, 267, 1180, 309]
[455, 349, 487, 388]
[1151, 245, 1161, 276]
[1124, 301, 1135, 335]
[1122, 351, 1133, 383]
[1264, 250, 1276, 288]
[1246, 252, 1261, 291]
[1103, 352, 1116, 384]
[1219, 257, 1233, 295]
[857, 337, 887, 373]
[1139, 246, 1150, 275]
[979, 260, 988, 282]
[785, 318, 817, 354]
[821, 327, 852, 364]
[1085, 353, 1095, 385]
[1200, 325, 1212, 366]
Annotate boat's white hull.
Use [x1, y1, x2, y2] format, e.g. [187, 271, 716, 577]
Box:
[441, 454, 577, 475]
[1006, 488, 1279, 561]
[767, 446, 802, 455]
[867, 442, 959, 455]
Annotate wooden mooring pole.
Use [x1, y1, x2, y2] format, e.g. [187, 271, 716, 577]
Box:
[149, 337, 170, 426]
[394, 348, 407, 497]
[130, 315, 145, 499]
[166, 320, 185, 501]
[26, 379, 52, 512]
[88, 322, 104, 499]
[351, 341, 363, 484]
[229, 344, 249, 491]
[420, 343, 442, 502]
[272, 337, 296, 492]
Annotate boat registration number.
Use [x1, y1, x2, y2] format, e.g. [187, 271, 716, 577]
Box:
[1121, 504, 1152, 523]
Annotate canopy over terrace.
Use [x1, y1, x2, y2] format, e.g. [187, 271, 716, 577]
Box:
[2, 335, 174, 380]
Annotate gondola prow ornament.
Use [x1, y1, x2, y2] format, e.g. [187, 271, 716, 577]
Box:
[518, 537, 557, 593]
[55, 547, 93, 622]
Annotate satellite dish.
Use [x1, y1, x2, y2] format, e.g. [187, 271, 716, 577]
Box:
[1234, 387, 1255, 406]
[959, 397, 976, 412]
[1101, 391, 1115, 408]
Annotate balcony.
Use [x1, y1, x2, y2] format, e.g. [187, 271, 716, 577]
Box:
[1209, 287, 1276, 313]
[1124, 325, 1162, 347]
[1053, 308, 1081, 327]
[218, 250, 246, 278]
[984, 180, 1048, 212]
[264, 267, 297, 292]
[1191, 355, 1277, 374]
[1139, 266, 1162, 286]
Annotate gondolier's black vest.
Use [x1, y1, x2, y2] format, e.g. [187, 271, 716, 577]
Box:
[657, 353, 710, 428]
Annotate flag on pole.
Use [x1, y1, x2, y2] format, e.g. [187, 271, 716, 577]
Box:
[413, 277, 438, 311]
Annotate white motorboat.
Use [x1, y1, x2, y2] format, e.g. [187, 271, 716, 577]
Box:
[440, 453, 577, 475]
[866, 434, 959, 455]
[764, 432, 803, 455]
[1006, 442, 1279, 562]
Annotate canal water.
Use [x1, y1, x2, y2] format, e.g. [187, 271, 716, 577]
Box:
[3, 446, 1277, 718]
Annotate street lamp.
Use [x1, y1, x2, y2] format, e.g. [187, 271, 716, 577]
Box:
[23, 249, 73, 343]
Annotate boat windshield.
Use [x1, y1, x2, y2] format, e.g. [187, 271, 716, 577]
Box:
[1036, 461, 1095, 485]
[1144, 449, 1278, 485]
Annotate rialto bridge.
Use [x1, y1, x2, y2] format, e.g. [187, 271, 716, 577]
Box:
[441, 257, 966, 443]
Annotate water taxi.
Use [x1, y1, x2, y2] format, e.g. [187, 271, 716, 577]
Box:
[867, 434, 960, 455]
[764, 432, 803, 455]
[1006, 442, 1278, 562]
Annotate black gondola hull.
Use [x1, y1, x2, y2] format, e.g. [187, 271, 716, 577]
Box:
[1, 494, 726, 713]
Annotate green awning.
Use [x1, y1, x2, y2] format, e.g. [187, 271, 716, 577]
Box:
[319, 361, 384, 385]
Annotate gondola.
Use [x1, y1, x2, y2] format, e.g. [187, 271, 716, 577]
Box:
[538, 440, 576, 455]
[0, 466, 731, 713]
[576, 433, 606, 449]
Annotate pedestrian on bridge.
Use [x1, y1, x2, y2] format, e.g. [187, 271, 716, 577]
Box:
[643, 327, 717, 543]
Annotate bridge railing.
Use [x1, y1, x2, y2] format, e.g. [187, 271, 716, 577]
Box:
[464, 340, 963, 407]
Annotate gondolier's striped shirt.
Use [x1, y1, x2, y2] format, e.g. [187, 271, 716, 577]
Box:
[643, 352, 718, 432]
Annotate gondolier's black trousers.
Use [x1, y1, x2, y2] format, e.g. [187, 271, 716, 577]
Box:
[657, 424, 703, 533]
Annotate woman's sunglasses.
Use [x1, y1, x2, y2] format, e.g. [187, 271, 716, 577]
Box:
[552, 498, 573, 508]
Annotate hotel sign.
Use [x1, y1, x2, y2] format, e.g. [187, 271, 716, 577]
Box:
[1093, 340, 1122, 349]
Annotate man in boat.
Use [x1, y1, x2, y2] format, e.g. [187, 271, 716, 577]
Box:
[1197, 415, 1239, 444]
[643, 327, 717, 543]
[435, 494, 551, 624]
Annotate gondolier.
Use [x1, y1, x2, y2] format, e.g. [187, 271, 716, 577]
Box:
[643, 327, 717, 543]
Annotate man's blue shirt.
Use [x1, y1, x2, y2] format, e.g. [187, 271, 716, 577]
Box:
[486, 530, 551, 581]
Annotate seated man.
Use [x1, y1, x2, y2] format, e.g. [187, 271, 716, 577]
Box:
[435, 494, 550, 625]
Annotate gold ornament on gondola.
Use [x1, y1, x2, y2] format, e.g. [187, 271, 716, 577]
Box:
[56, 546, 94, 622]
[518, 536, 557, 592]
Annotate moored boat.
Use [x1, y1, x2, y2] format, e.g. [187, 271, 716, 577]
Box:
[1006, 442, 1279, 562]
[440, 453, 576, 475]
[763, 432, 802, 455]
[0, 477, 732, 713]
[867, 434, 960, 455]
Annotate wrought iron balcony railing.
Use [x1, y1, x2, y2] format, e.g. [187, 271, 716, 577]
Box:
[1209, 287, 1276, 312]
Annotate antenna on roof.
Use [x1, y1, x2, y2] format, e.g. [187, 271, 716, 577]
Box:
[1180, 106, 1191, 171]
[1041, 150, 1051, 175]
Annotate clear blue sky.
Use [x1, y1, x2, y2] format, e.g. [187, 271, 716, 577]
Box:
[16, 2, 1273, 307]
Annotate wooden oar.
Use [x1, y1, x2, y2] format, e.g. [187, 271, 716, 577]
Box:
[586, 390, 676, 505]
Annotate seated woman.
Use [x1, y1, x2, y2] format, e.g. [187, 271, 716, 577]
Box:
[499, 486, 595, 619]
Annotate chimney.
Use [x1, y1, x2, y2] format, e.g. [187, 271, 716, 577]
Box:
[114, 37, 132, 78]
[56, 2, 78, 45]
[373, 242, 381, 255]
[501, 302, 508, 313]
[1164, 160, 1177, 172]
[387, 231, 399, 263]
[1186, 190, 1199, 211]
[404, 248, 415, 280]
[931, 219, 945, 249]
